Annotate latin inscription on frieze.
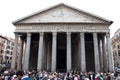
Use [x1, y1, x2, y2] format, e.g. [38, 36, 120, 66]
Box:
[32, 26, 84, 31]
[15, 24, 109, 32]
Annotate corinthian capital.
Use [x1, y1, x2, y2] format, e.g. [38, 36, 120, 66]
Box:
[80, 32, 84, 38]
[93, 33, 97, 38]
[52, 32, 57, 36]
[106, 33, 110, 37]
[27, 33, 31, 37]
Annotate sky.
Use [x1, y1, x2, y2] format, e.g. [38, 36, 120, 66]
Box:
[0, 0, 120, 39]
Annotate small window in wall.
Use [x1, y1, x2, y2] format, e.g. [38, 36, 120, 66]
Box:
[118, 45, 120, 49]
[114, 52, 116, 56]
[10, 57, 12, 60]
[115, 51, 117, 56]
[1, 50, 3, 53]
[11, 52, 12, 55]
[6, 50, 9, 54]
[11, 47, 13, 50]
[6, 46, 10, 49]
[114, 45, 116, 48]
[11, 42, 14, 46]
[1, 50, 4, 53]
[119, 50, 120, 56]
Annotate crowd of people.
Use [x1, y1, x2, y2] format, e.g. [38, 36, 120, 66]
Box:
[0, 69, 120, 80]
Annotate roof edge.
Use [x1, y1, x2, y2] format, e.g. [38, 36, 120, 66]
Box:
[12, 3, 65, 24]
[12, 3, 113, 25]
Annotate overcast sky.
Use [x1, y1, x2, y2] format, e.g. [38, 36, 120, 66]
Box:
[0, 0, 120, 38]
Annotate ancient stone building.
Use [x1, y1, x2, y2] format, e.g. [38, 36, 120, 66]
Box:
[11, 3, 114, 72]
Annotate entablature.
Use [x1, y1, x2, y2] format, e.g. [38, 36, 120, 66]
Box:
[15, 23, 109, 33]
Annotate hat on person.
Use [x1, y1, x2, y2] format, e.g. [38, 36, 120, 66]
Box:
[13, 75, 17, 78]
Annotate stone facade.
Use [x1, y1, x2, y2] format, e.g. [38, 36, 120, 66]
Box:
[111, 28, 120, 67]
[11, 3, 114, 72]
[0, 35, 14, 67]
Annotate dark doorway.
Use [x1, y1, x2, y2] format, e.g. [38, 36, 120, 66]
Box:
[29, 33, 39, 70]
[57, 49, 66, 72]
[57, 33, 66, 72]
[85, 33, 95, 72]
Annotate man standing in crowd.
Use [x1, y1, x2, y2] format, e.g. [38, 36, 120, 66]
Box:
[16, 70, 32, 80]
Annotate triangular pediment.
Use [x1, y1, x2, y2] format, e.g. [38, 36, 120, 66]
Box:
[13, 3, 112, 24]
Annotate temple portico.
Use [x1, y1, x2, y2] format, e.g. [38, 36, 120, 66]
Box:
[11, 3, 114, 72]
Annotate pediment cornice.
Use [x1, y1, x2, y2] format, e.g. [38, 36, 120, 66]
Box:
[13, 3, 113, 25]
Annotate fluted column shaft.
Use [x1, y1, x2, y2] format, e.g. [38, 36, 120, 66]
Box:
[98, 38, 103, 71]
[24, 33, 31, 70]
[67, 32, 71, 72]
[80, 33, 86, 72]
[11, 33, 18, 69]
[51, 32, 57, 72]
[93, 33, 100, 72]
[102, 35, 107, 72]
[37, 32, 44, 71]
[106, 33, 114, 72]
[17, 37, 24, 70]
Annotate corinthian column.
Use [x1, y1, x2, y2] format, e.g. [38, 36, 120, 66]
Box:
[37, 32, 44, 71]
[106, 33, 114, 72]
[17, 36, 24, 70]
[93, 33, 100, 72]
[80, 32, 86, 72]
[11, 33, 18, 69]
[67, 32, 71, 72]
[102, 35, 107, 72]
[51, 32, 57, 72]
[23, 33, 31, 70]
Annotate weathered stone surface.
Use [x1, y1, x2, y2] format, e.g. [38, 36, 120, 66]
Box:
[14, 4, 109, 24]
[12, 3, 114, 72]
[15, 24, 109, 33]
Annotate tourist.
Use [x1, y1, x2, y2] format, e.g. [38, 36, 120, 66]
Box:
[16, 70, 32, 80]
[16, 70, 24, 80]
[106, 73, 112, 80]
[12, 75, 17, 80]
[88, 71, 95, 80]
